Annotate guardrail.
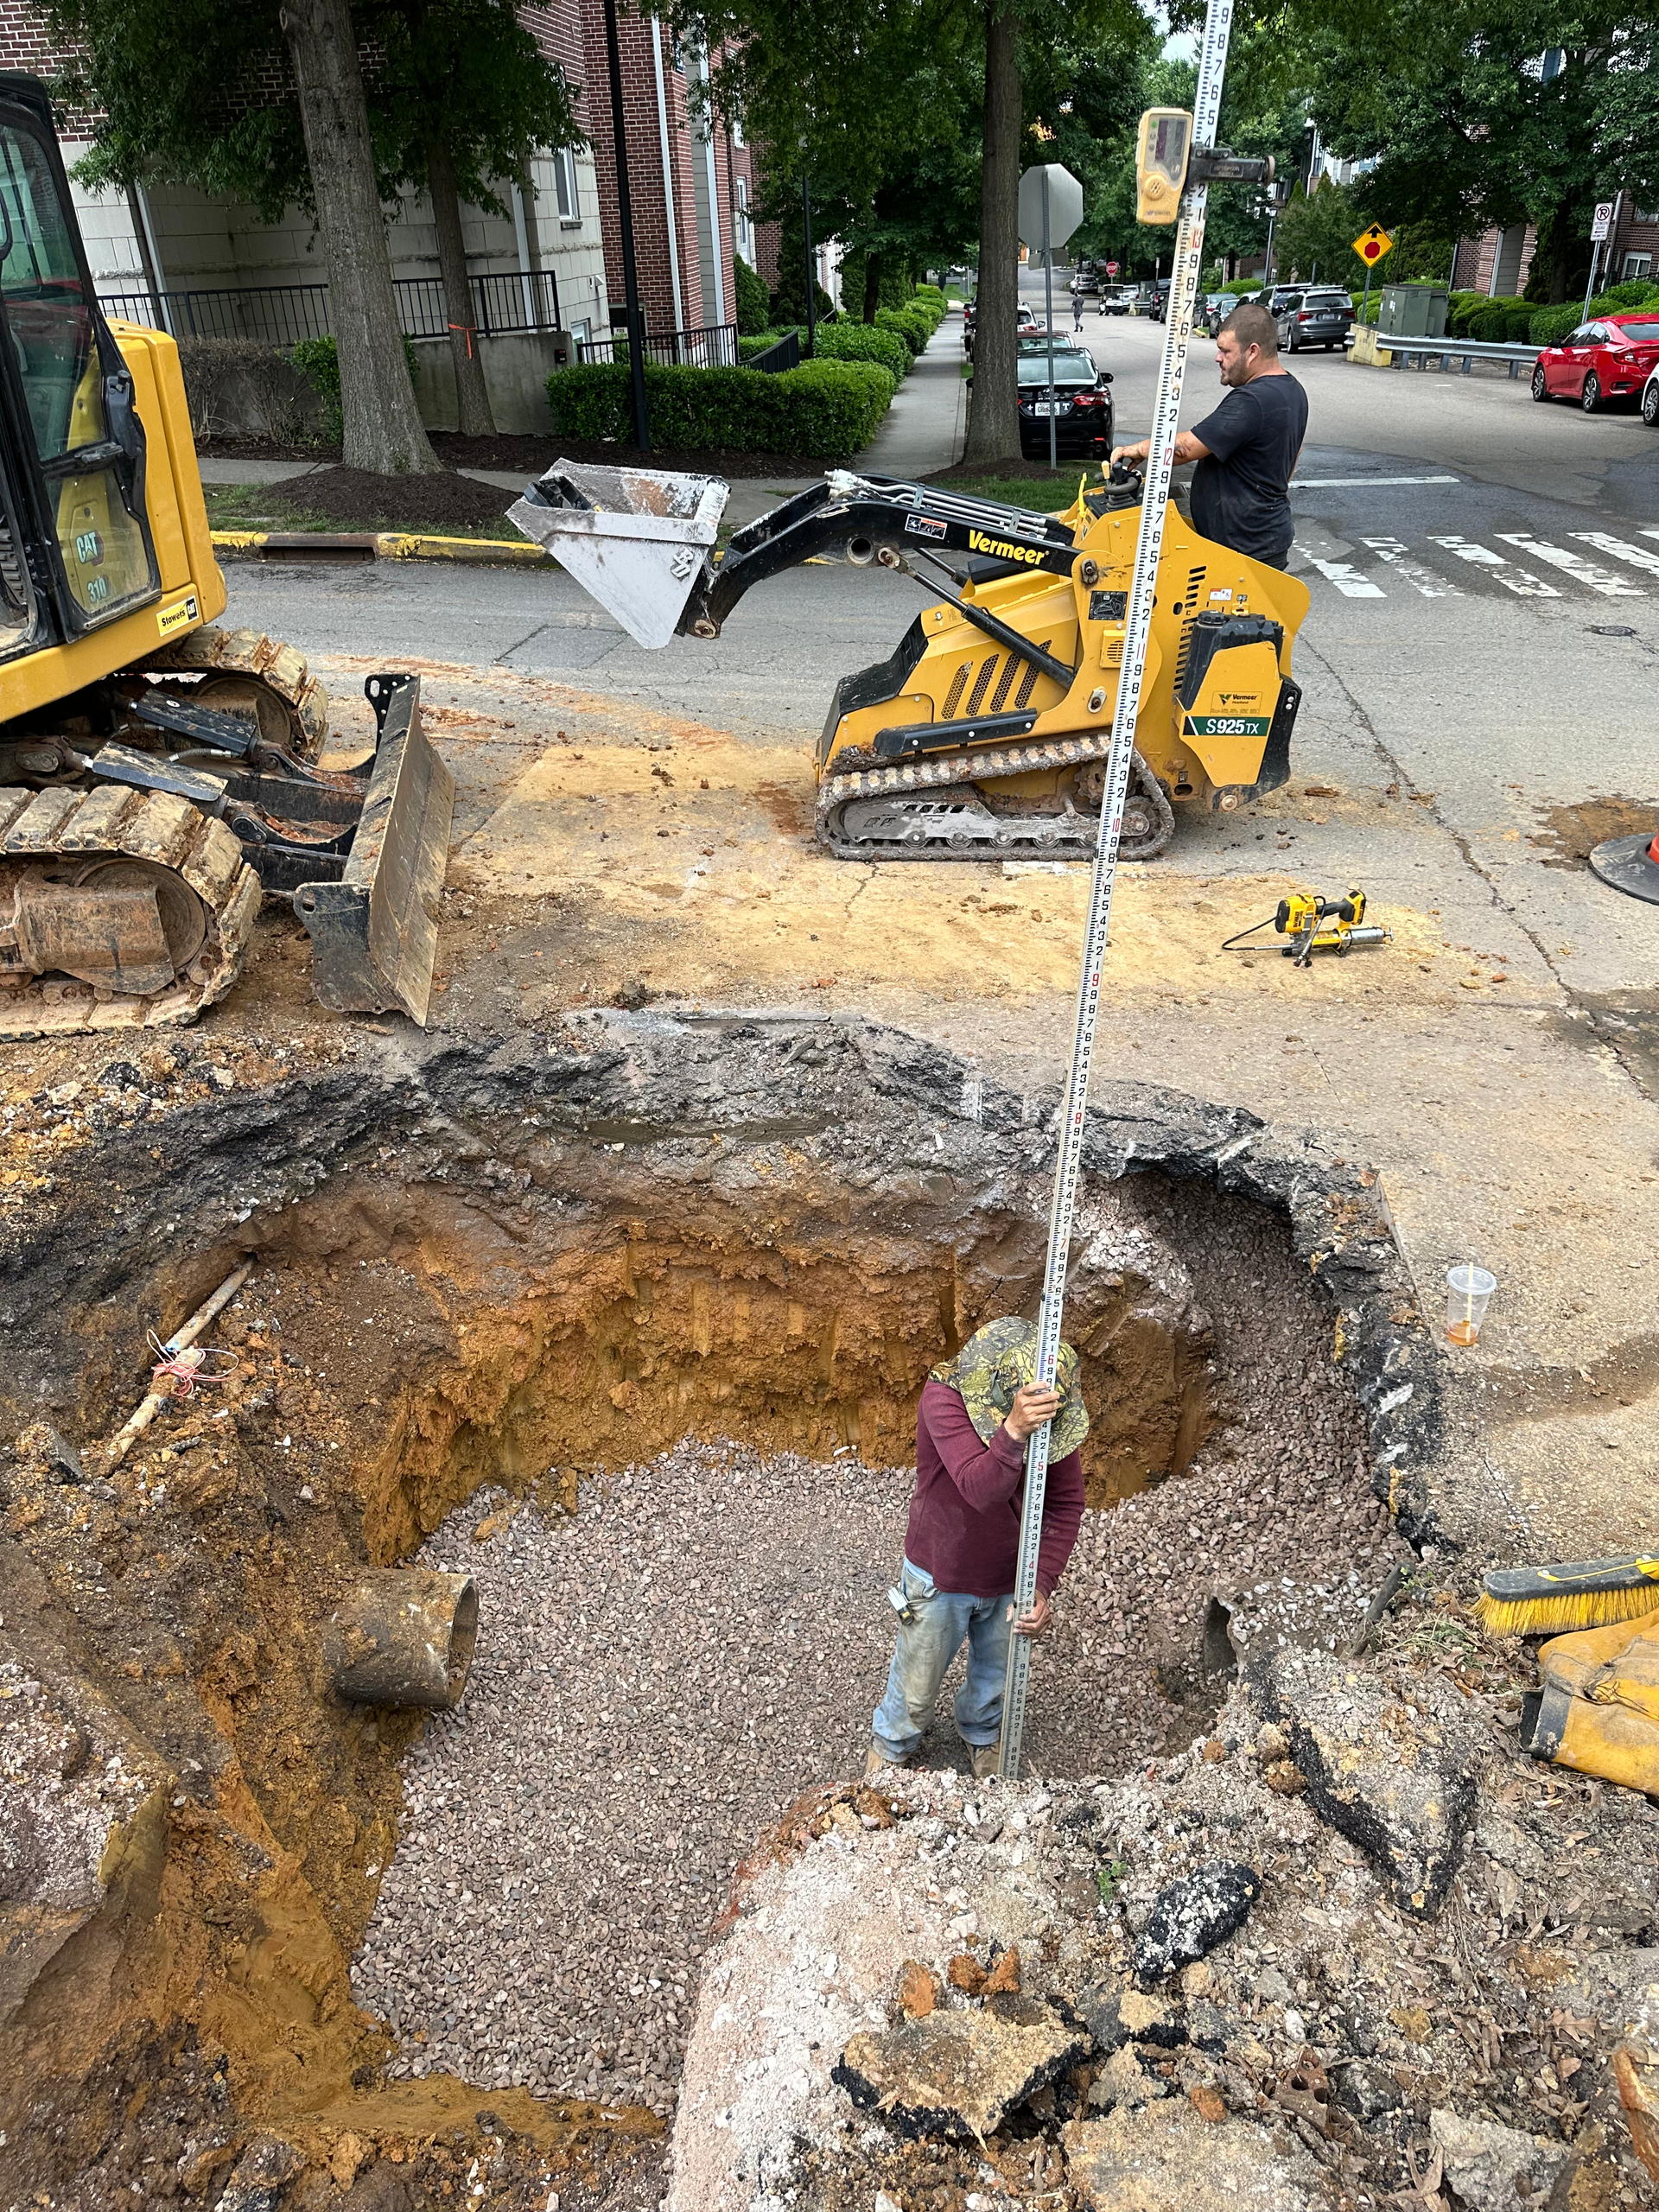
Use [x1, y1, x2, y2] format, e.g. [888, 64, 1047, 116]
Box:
[1382, 334, 1541, 380]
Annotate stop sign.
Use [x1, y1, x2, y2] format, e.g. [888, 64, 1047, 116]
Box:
[1107, 261, 1119, 275]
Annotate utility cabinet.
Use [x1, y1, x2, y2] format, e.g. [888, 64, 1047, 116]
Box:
[1379, 283, 1449, 339]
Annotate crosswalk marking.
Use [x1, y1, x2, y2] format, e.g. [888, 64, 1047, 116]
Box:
[1570, 531, 1659, 578]
[1359, 537, 1461, 597]
[1304, 556, 1385, 599]
[1496, 533, 1644, 597]
[1429, 535, 1561, 597]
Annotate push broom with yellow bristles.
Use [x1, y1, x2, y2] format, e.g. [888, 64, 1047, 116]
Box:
[1478, 1555, 1659, 1637]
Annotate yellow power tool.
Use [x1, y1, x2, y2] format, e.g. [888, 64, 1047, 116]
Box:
[1224, 886, 1390, 967]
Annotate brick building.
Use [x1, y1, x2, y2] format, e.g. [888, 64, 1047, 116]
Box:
[0, 0, 781, 361]
[1452, 190, 1659, 300]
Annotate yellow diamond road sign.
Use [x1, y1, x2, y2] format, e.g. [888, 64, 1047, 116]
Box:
[1353, 224, 1394, 267]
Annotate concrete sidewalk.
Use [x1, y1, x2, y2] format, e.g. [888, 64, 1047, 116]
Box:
[851, 313, 966, 477]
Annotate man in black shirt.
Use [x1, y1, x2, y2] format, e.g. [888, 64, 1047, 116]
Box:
[1110, 301, 1306, 568]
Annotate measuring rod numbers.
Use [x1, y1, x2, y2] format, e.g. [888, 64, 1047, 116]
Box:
[997, 0, 1235, 1783]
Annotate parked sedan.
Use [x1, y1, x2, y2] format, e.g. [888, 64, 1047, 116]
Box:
[1016, 346, 1115, 458]
[1201, 290, 1240, 336]
[1274, 288, 1355, 352]
[1532, 314, 1659, 412]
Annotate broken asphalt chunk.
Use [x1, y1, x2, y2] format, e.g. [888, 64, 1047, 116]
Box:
[834, 2003, 1090, 2141]
[1428, 2107, 1580, 2212]
[1132, 1860, 1260, 1987]
[1249, 1644, 1478, 1917]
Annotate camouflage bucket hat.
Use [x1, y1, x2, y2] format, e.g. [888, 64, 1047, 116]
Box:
[930, 1317, 1089, 1456]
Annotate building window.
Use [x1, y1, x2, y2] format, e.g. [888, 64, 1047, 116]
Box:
[553, 148, 580, 225]
[1624, 251, 1654, 281]
[735, 175, 751, 255]
[732, 110, 744, 149]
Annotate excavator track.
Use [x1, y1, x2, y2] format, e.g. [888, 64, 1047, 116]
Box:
[134, 625, 331, 760]
[0, 782, 263, 1038]
[817, 731, 1175, 862]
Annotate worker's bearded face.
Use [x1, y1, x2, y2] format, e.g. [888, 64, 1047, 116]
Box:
[1216, 333, 1259, 386]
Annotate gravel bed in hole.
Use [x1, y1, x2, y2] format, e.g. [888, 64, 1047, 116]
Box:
[353, 1273, 1403, 2121]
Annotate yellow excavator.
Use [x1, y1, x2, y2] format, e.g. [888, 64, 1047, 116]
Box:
[510, 458, 1309, 861]
[0, 73, 451, 1035]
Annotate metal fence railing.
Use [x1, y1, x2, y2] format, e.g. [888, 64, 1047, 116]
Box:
[747, 329, 801, 373]
[99, 267, 563, 349]
[576, 321, 740, 368]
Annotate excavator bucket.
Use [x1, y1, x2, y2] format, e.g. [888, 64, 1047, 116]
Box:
[508, 461, 728, 647]
[293, 673, 454, 1025]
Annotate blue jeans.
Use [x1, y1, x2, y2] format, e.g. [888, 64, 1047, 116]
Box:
[872, 1556, 1014, 1764]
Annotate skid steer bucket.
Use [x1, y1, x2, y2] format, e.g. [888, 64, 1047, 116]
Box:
[293, 673, 454, 1025]
[508, 461, 728, 648]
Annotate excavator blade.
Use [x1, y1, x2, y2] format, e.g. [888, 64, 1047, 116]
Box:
[293, 674, 453, 1025]
[507, 461, 728, 648]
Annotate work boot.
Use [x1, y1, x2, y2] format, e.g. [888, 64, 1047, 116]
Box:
[963, 1739, 1001, 1781]
[866, 1741, 911, 1778]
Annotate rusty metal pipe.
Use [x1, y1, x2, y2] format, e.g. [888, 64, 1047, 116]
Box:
[323, 1568, 478, 1711]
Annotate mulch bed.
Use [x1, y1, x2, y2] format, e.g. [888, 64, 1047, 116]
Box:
[264, 465, 517, 531]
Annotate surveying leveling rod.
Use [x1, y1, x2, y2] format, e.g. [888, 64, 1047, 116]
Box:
[995, 0, 1237, 1782]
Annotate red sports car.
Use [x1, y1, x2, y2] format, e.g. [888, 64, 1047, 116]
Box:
[1532, 311, 1659, 411]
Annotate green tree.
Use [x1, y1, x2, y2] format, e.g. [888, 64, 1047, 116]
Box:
[1305, 0, 1659, 301]
[51, 0, 578, 460]
[365, 0, 579, 435]
[674, 0, 1148, 463]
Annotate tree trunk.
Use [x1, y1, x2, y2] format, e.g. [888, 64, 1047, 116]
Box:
[863, 251, 881, 324]
[280, 0, 441, 474]
[1548, 200, 1573, 302]
[516, 156, 544, 271]
[428, 134, 495, 436]
[962, 0, 1021, 465]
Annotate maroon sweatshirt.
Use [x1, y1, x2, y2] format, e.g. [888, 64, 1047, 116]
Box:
[902, 1380, 1086, 1599]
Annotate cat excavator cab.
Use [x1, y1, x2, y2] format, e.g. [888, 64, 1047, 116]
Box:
[0, 73, 451, 1034]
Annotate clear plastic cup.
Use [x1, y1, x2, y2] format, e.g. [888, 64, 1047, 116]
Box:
[1445, 1263, 1497, 1346]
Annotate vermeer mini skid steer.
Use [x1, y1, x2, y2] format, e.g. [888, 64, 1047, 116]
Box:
[510, 458, 1308, 861]
[0, 74, 451, 1035]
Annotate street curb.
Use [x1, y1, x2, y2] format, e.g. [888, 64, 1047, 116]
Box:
[210, 528, 555, 567]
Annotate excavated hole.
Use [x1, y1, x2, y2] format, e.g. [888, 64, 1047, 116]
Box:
[261, 1155, 1399, 2125]
[4, 1021, 1421, 2202]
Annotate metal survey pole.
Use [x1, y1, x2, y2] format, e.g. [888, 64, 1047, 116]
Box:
[996, 0, 1236, 1782]
[1043, 172, 1058, 469]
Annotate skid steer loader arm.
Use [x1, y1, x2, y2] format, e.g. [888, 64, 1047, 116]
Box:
[508, 463, 1091, 645]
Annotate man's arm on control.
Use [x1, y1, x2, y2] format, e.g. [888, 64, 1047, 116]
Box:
[1111, 430, 1211, 467]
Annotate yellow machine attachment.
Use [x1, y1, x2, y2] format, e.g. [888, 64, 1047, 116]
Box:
[512, 457, 1308, 862]
[0, 72, 451, 1033]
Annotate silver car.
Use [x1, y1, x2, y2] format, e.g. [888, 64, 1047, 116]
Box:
[1274, 287, 1355, 353]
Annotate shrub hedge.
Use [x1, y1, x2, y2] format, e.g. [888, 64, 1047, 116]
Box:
[544, 356, 895, 457]
[813, 319, 913, 378]
[733, 255, 772, 336]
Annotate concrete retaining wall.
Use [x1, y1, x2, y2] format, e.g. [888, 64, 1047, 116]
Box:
[410, 333, 565, 435]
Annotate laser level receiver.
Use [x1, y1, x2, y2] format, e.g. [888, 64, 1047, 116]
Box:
[1135, 110, 1192, 223]
[1224, 887, 1392, 966]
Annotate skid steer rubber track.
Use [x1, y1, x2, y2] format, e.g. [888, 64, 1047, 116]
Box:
[817, 732, 1175, 862]
[136, 625, 331, 760]
[0, 783, 262, 1038]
